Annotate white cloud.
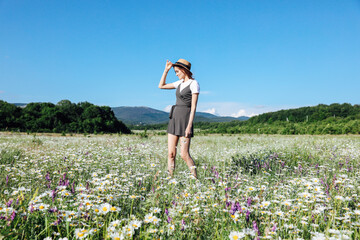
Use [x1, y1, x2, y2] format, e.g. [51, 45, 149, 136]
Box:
[231, 109, 257, 118]
[164, 105, 172, 112]
[197, 102, 295, 118]
[203, 108, 218, 115]
[231, 109, 246, 118]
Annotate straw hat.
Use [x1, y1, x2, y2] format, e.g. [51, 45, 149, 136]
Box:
[172, 59, 192, 73]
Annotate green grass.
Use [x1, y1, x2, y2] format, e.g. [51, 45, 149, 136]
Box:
[0, 133, 359, 239]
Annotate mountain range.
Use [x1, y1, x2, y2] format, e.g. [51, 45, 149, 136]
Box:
[111, 106, 249, 125]
[12, 103, 249, 125]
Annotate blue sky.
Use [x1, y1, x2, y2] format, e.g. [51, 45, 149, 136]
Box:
[1, 0, 360, 117]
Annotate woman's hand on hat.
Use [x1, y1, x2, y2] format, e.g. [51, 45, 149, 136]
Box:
[165, 60, 173, 72]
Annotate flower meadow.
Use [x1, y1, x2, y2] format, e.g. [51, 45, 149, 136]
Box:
[1, 133, 360, 240]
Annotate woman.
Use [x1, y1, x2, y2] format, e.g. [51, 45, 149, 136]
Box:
[158, 59, 200, 178]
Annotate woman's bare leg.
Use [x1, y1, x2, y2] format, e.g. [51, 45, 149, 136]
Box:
[168, 133, 179, 177]
[180, 137, 197, 178]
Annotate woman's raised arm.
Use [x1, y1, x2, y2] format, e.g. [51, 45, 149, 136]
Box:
[158, 60, 176, 89]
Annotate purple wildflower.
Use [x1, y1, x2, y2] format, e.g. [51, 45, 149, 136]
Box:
[49, 207, 58, 213]
[71, 181, 75, 193]
[10, 211, 16, 221]
[53, 218, 62, 226]
[51, 189, 57, 202]
[45, 172, 51, 181]
[271, 224, 277, 232]
[230, 202, 237, 214]
[246, 210, 250, 222]
[181, 219, 185, 231]
[6, 199, 13, 207]
[236, 202, 242, 213]
[247, 197, 252, 207]
[253, 220, 259, 235]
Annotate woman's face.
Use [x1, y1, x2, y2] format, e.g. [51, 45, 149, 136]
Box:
[174, 67, 186, 80]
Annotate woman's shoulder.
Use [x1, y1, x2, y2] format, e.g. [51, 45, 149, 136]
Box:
[190, 79, 199, 84]
[189, 79, 200, 93]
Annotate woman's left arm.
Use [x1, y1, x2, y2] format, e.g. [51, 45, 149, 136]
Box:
[185, 93, 199, 138]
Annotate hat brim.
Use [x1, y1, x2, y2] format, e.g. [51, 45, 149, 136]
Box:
[172, 63, 192, 74]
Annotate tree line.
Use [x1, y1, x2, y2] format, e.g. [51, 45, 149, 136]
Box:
[0, 100, 131, 134]
[132, 103, 360, 135]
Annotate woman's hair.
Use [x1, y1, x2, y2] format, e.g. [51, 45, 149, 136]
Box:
[176, 66, 195, 79]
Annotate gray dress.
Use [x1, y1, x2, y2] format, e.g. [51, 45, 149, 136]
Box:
[167, 83, 194, 137]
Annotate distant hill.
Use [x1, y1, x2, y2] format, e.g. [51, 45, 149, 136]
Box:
[111, 106, 249, 125]
[246, 103, 360, 124]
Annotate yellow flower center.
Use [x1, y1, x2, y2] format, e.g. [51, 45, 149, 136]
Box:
[39, 206, 44, 209]
[102, 207, 108, 212]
